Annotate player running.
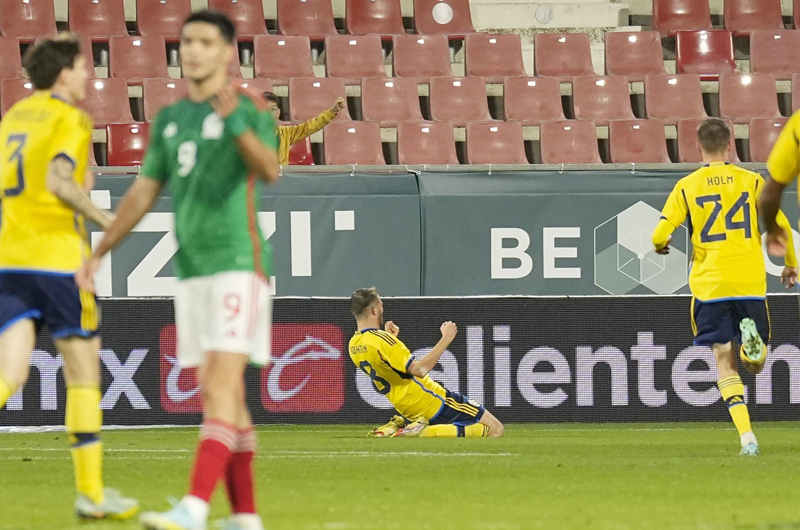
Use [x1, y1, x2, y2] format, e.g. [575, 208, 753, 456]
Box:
[0, 35, 138, 519]
[651, 118, 798, 457]
[76, 11, 279, 530]
[348, 288, 504, 438]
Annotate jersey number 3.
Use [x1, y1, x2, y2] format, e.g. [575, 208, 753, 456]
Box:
[696, 192, 752, 243]
[3, 134, 27, 197]
[359, 361, 391, 395]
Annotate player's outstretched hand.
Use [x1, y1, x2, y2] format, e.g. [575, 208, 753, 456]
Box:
[440, 321, 458, 342]
[385, 321, 400, 337]
[654, 236, 671, 255]
[766, 228, 788, 257]
[211, 86, 240, 119]
[782, 266, 798, 289]
[75, 255, 101, 293]
[330, 97, 346, 116]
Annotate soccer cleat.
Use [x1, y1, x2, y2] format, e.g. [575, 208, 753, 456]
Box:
[739, 318, 765, 364]
[368, 415, 406, 438]
[141, 503, 206, 530]
[216, 515, 265, 530]
[74, 488, 139, 520]
[740, 442, 760, 456]
[391, 417, 429, 438]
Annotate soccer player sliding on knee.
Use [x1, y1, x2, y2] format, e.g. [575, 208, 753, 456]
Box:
[348, 288, 504, 438]
[651, 119, 798, 456]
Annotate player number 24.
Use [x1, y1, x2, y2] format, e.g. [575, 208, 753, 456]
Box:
[696, 192, 752, 243]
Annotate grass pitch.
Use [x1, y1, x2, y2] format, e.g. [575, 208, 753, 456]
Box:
[1, 422, 799, 530]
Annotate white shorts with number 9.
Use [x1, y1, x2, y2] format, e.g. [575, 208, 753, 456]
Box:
[174, 271, 272, 367]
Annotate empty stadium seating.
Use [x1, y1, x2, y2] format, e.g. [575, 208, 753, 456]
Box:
[605, 31, 667, 81]
[208, 0, 268, 39]
[361, 77, 424, 126]
[68, 0, 128, 41]
[644, 75, 708, 125]
[534, 33, 595, 81]
[231, 78, 275, 95]
[137, 0, 192, 41]
[751, 30, 800, 81]
[346, 0, 405, 38]
[719, 73, 781, 124]
[794, 74, 800, 112]
[677, 118, 739, 163]
[0, 0, 57, 42]
[652, 0, 713, 37]
[289, 137, 314, 165]
[464, 34, 527, 83]
[676, 30, 736, 80]
[80, 78, 135, 127]
[0, 79, 35, 116]
[392, 35, 454, 82]
[143, 78, 189, 122]
[749, 118, 788, 163]
[540, 121, 602, 165]
[277, 0, 338, 41]
[106, 123, 150, 166]
[289, 78, 350, 122]
[429, 77, 492, 126]
[254, 36, 313, 85]
[325, 35, 387, 85]
[109, 37, 170, 85]
[609, 120, 671, 163]
[572, 76, 636, 125]
[796, 0, 800, 29]
[503, 77, 565, 125]
[723, 0, 783, 36]
[397, 121, 459, 165]
[413, 0, 475, 38]
[0, 38, 24, 80]
[324, 122, 386, 165]
[465, 122, 528, 164]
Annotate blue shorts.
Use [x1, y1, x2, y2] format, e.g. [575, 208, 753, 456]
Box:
[430, 391, 486, 427]
[691, 297, 769, 347]
[0, 271, 100, 340]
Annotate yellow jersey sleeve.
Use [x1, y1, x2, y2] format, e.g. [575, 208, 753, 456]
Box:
[48, 108, 92, 168]
[377, 334, 414, 374]
[660, 180, 689, 228]
[767, 113, 800, 185]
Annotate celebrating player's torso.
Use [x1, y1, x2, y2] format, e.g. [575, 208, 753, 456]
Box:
[0, 91, 92, 273]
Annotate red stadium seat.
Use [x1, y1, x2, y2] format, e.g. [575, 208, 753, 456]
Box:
[604, 31, 667, 82]
[465, 121, 528, 164]
[676, 30, 736, 81]
[68, 0, 128, 41]
[346, 0, 405, 39]
[397, 121, 459, 165]
[324, 122, 385, 165]
[289, 78, 350, 122]
[723, 0, 783, 36]
[106, 123, 150, 166]
[0, 0, 58, 42]
[0, 79, 34, 116]
[109, 37, 169, 85]
[208, 0, 268, 39]
[0, 38, 24, 80]
[254, 36, 314, 85]
[794, 73, 800, 112]
[137, 0, 191, 41]
[413, 0, 475, 38]
[652, 0, 713, 38]
[464, 34, 526, 83]
[231, 78, 274, 94]
[429, 76, 492, 126]
[539, 120, 602, 165]
[79, 78, 134, 127]
[534, 33, 595, 81]
[288, 137, 314, 165]
[325, 35, 387, 85]
[677, 118, 739, 163]
[572, 76, 635, 125]
[277, 0, 337, 41]
[503, 76, 565, 125]
[644, 74, 708, 125]
[796, 0, 800, 29]
[392, 35, 454, 83]
[751, 30, 800, 81]
[143, 78, 188, 122]
[719, 73, 781, 124]
[361, 77, 423, 126]
[749, 117, 788, 163]
[609, 119, 671, 163]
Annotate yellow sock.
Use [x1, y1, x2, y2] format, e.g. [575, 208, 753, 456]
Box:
[718, 375, 752, 437]
[66, 384, 104, 504]
[419, 424, 489, 438]
[0, 372, 14, 409]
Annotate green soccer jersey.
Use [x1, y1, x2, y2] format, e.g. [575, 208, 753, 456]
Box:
[141, 95, 278, 280]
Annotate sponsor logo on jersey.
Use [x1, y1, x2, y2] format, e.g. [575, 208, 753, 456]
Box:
[201, 112, 224, 139]
[163, 122, 178, 138]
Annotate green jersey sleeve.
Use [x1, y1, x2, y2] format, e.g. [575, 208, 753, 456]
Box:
[140, 111, 170, 183]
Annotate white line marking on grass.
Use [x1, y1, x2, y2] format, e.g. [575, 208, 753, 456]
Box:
[0, 447, 518, 458]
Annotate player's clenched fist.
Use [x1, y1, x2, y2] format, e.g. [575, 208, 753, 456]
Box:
[440, 321, 458, 341]
[385, 321, 400, 337]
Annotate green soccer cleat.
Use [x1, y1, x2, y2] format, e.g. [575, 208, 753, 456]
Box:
[740, 442, 760, 456]
[368, 415, 406, 438]
[739, 318, 765, 364]
[392, 417, 429, 438]
[74, 488, 139, 520]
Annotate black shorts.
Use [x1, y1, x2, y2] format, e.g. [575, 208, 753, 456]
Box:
[0, 271, 99, 339]
[430, 391, 486, 427]
[691, 297, 769, 347]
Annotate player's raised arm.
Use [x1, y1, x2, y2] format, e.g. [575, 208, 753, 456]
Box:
[761, 113, 800, 254]
[46, 157, 114, 229]
[408, 321, 458, 378]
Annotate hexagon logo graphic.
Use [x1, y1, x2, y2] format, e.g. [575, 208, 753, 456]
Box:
[594, 201, 688, 295]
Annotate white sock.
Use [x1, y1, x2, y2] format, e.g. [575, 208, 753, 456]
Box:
[231, 513, 263, 530]
[181, 495, 210, 522]
[741, 431, 757, 448]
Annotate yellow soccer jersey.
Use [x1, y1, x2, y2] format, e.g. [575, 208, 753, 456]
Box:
[349, 328, 446, 421]
[0, 91, 93, 273]
[767, 111, 800, 188]
[653, 162, 797, 301]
